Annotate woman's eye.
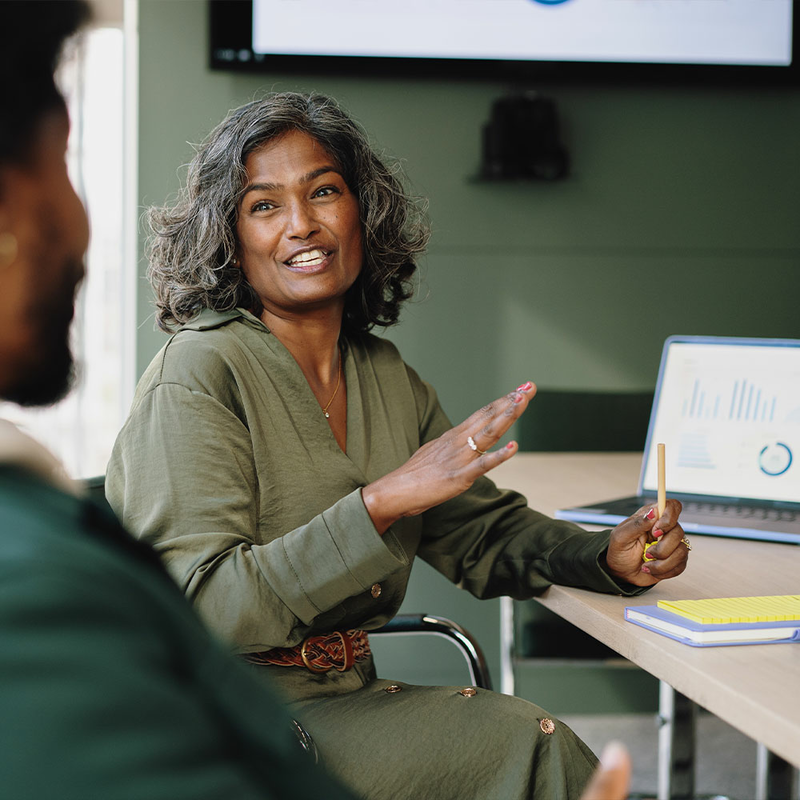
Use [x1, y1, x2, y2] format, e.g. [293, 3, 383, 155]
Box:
[252, 200, 275, 212]
[313, 186, 340, 199]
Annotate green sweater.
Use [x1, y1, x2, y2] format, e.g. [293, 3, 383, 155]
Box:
[108, 308, 628, 666]
[0, 457, 355, 799]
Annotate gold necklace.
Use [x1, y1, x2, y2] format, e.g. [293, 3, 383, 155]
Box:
[321, 349, 342, 419]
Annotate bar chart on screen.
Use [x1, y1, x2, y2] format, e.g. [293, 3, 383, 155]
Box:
[681, 378, 779, 423]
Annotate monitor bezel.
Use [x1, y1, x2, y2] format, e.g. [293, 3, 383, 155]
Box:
[209, 0, 800, 86]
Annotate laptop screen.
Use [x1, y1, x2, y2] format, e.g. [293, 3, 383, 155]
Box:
[640, 337, 800, 504]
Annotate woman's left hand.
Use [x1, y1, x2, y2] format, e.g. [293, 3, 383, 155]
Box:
[604, 498, 689, 587]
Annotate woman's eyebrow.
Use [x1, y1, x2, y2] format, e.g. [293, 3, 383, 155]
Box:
[302, 166, 341, 183]
[241, 166, 342, 198]
[240, 181, 279, 198]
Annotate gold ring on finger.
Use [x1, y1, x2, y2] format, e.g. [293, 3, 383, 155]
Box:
[467, 435, 487, 456]
[681, 536, 692, 551]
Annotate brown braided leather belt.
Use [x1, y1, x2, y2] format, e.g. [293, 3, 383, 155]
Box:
[244, 629, 371, 673]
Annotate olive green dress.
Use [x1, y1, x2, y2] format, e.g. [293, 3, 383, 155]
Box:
[107, 308, 639, 800]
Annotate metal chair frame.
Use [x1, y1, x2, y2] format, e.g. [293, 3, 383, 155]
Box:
[292, 613, 492, 762]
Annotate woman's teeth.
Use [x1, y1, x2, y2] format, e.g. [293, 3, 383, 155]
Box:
[287, 249, 327, 267]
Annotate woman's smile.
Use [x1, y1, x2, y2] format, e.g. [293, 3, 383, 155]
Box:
[284, 246, 333, 273]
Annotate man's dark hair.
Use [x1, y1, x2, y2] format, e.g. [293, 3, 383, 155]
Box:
[0, 0, 91, 166]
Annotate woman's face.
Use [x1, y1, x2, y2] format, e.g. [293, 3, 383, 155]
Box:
[235, 129, 363, 323]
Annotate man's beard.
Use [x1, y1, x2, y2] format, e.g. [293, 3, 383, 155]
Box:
[4, 258, 82, 408]
[6, 334, 77, 407]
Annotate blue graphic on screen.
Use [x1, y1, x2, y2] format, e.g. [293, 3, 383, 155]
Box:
[681, 379, 777, 422]
[760, 442, 792, 476]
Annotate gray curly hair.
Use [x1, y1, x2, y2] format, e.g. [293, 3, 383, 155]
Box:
[147, 92, 429, 334]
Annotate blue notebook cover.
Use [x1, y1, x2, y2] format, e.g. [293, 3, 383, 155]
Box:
[624, 604, 800, 648]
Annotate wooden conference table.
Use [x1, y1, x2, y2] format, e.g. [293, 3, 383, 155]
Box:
[492, 453, 800, 783]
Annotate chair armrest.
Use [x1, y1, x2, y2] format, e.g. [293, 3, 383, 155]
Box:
[291, 718, 318, 763]
[372, 614, 492, 690]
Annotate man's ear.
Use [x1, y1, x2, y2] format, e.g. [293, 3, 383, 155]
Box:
[0, 229, 17, 268]
[0, 172, 19, 269]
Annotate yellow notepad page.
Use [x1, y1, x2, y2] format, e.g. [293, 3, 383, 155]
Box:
[657, 595, 800, 625]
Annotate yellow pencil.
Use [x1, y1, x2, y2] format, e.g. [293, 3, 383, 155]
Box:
[657, 442, 666, 517]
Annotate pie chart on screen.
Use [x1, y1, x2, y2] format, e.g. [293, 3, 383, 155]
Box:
[759, 442, 792, 476]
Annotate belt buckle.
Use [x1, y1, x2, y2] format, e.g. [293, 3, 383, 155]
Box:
[300, 630, 355, 673]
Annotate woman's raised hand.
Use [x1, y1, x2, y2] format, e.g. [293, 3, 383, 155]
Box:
[361, 382, 536, 534]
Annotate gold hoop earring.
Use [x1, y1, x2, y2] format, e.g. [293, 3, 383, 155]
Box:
[0, 232, 18, 268]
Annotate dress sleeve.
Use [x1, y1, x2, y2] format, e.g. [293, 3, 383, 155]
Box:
[405, 368, 644, 599]
[107, 381, 406, 652]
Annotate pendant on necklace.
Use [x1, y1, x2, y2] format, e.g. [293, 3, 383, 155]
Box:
[321, 347, 342, 420]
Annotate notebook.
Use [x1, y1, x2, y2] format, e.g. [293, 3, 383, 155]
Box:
[625, 595, 800, 647]
[556, 335, 800, 545]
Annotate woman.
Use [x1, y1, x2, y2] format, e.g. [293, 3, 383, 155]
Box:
[107, 92, 687, 800]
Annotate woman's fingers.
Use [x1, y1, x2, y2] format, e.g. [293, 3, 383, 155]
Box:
[639, 524, 690, 579]
[467, 439, 519, 472]
[605, 498, 687, 586]
[458, 382, 536, 455]
[637, 498, 688, 578]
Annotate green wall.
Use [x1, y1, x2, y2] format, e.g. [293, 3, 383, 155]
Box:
[137, 0, 800, 708]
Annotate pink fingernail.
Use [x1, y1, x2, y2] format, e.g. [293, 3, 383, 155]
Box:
[645, 508, 656, 521]
[516, 382, 533, 392]
[512, 393, 524, 404]
[653, 528, 664, 538]
[506, 441, 515, 450]
[641, 565, 651, 574]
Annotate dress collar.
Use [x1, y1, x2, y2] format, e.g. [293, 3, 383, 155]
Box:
[179, 307, 270, 333]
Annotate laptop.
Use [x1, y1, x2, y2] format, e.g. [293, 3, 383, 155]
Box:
[555, 335, 800, 545]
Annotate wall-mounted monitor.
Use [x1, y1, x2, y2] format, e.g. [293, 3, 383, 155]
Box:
[210, 0, 797, 84]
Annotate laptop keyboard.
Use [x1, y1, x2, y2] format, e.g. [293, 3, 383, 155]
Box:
[599, 496, 798, 524]
[683, 501, 798, 522]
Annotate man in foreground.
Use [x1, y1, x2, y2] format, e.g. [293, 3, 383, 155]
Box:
[0, 3, 355, 797]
